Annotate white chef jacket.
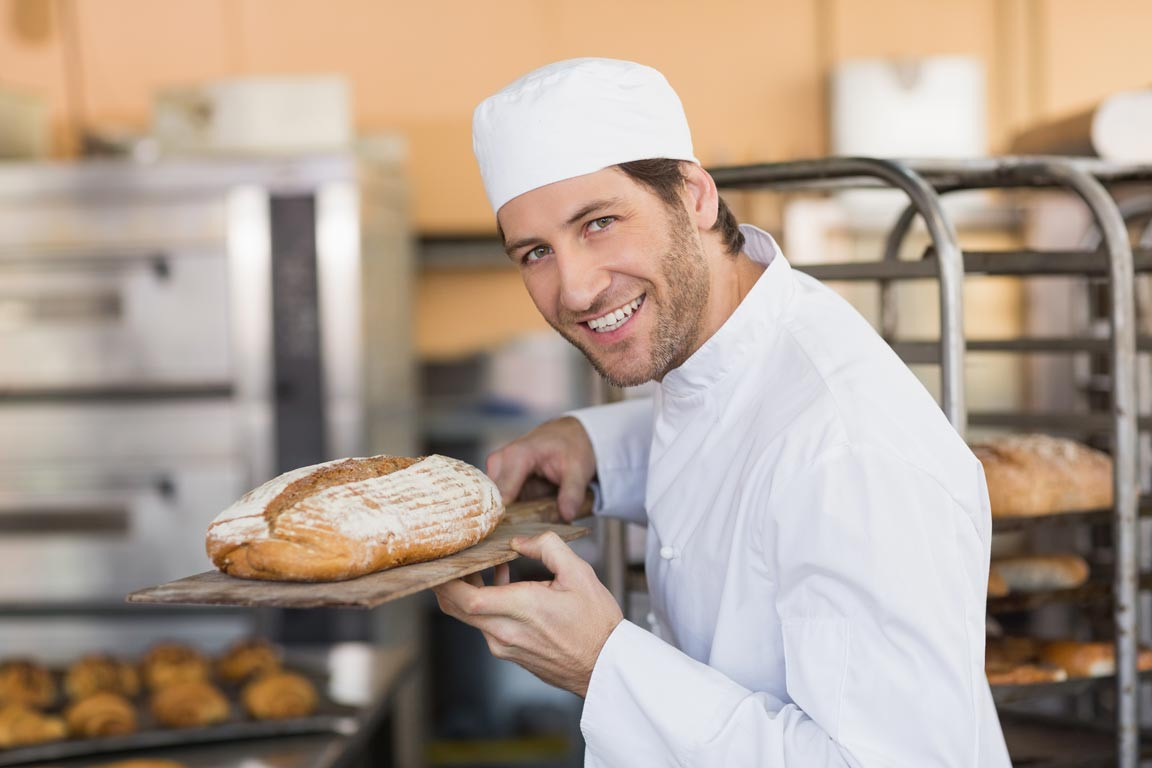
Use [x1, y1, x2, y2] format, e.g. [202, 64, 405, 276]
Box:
[569, 224, 1010, 767]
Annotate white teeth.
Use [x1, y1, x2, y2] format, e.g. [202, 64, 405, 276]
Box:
[586, 295, 645, 333]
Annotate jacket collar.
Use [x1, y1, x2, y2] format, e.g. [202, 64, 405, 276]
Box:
[659, 224, 793, 400]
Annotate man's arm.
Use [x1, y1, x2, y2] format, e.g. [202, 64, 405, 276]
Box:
[487, 398, 653, 525]
[581, 442, 988, 767]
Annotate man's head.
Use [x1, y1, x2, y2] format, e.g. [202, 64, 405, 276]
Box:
[473, 58, 746, 386]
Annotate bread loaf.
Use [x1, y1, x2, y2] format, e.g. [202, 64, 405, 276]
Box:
[64, 692, 137, 738]
[1038, 640, 1152, 678]
[985, 661, 1067, 686]
[206, 454, 503, 582]
[241, 672, 317, 720]
[971, 434, 1112, 517]
[989, 554, 1090, 593]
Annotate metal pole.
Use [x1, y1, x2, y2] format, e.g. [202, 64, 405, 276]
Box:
[591, 370, 628, 612]
[1045, 161, 1140, 768]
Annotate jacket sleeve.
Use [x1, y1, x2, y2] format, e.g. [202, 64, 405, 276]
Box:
[566, 398, 653, 525]
[580, 443, 987, 767]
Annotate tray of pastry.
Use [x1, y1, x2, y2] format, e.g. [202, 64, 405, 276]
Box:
[987, 636, 1152, 705]
[0, 638, 394, 766]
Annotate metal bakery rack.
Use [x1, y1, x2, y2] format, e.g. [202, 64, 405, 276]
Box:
[629, 156, 1152, 768]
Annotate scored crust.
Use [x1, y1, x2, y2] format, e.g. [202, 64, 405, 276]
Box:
[971, 433, 1112, 517]
[206, 454, 503, 582]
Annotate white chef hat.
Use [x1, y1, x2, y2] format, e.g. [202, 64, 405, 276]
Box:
[473, 58, 698, 214]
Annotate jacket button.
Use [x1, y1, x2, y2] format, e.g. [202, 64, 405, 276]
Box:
[659, 545, 678, 560]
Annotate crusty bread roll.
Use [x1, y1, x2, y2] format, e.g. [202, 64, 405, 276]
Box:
[986, 636, 1042, 667]
[241, 671, 318, 720]
[971, 434, 1112, 517]
[0, 703, 67, 748]
[989, 554, 1090, 593]
[987, 566, 1009, 598]
[65, 654, 140, 700]
[140, 644, 210, 691]
[216, 638, 281, 684]
[1039, 640, 1152, 678]
[0, 660, 56, 709]
[150, 681, 229, 728]
[65, 692, 137, 738]
[985, 661, 1067, 686]
[206, 454, 503, 582]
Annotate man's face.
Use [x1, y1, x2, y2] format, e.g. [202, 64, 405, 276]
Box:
[498, 167, 710, 387]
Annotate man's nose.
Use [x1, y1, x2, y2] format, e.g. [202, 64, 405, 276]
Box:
[556, 248, 610, 313]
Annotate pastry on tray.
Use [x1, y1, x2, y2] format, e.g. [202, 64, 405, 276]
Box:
[65, 654, 141, 700]
[241, 671, 318, 720]
[205, 454, 503, 581]
[216, 638, 281, 683]
[149, 681, 229, 728]
[64, 691, 137, 738]
[140, 644, 210, 691]
[0, 703, 67, 748]
[0, 660, 56, 709]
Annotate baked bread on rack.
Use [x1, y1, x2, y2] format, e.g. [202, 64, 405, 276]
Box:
[64, 692, 138, 738]
[206, 454, 504, 582]
[215, 638, 281, 683]
[0, 660, 57, 709]
[241, 671, 318, 720]
[65, 654, 141, 700]
[140, 644, 211, 691]
[985, 661, 1067, 686]
[1038, 640, 1152, 678]
[988, 554, 1090, 593]
[971, 434, 1112, 517]
[0, 703, 67, 748]
[149, 681, 230, 728]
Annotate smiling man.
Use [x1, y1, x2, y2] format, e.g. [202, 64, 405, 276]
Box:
[433, 58, 1011, 767]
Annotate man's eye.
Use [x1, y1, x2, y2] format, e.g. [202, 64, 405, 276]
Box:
[523, 245, 550, 263]
[588, 216, 615, 233]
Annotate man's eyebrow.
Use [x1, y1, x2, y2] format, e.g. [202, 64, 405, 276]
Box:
[502, 197, 625, 257]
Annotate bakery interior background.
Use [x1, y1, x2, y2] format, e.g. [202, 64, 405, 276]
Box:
[1, 1, 1152, 767]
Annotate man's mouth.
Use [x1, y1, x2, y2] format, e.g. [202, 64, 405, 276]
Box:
[585, 294, 645, 333]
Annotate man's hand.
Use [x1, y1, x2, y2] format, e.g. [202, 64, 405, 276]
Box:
[487, 416, 596, 522]
[433, 531, 622, 698]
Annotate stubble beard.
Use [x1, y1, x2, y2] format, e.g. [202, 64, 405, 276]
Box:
[552, 205, 711, 388]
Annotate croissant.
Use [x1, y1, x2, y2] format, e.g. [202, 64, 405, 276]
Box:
[65, 654, 141, 700]
[241, 672, 318, 720]
[65, 692, 137, 738]
[206, 454, 503, 581]
[0, 703, 67, 748]
[216, 638, 281, 683]
[140, 644, 210, 691]
[150, 681, 229, 728]
[0, 660, 56, 709]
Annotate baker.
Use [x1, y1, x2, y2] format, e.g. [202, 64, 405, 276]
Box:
[433, 58, 1010, 767]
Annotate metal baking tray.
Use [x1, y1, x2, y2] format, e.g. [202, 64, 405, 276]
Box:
[0, 646, 412, 767]
[991, 668, 1152, 706]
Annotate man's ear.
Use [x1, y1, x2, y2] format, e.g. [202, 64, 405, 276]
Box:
[680, 162, 720, 232]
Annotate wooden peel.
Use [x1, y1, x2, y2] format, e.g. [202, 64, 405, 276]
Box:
[126, 490, 593, 610]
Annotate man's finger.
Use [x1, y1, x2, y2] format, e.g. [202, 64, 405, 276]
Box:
[494, 562, 511, 586]
[557, 463, 590, 522]
[487, 445, 535, 506]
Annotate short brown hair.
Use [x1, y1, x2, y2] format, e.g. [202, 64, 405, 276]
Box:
[617, 159, 745, 257]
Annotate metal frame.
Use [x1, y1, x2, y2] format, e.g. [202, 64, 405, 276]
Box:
[704, 156, 1147, 768]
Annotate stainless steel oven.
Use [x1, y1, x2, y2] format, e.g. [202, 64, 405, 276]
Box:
[0, 150, 415, 657]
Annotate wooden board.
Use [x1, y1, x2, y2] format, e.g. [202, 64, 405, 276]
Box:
[126, 497, 590, 609]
